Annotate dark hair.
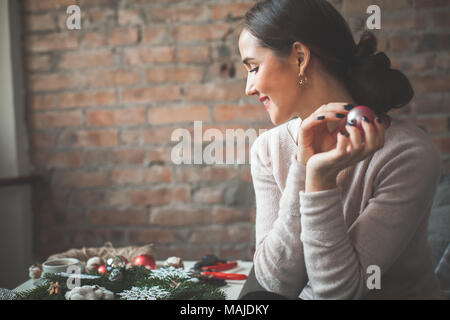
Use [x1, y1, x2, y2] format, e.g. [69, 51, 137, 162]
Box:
[243, 0, 414, 114]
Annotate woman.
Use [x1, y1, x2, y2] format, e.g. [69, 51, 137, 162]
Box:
[239, 0, 446, 299]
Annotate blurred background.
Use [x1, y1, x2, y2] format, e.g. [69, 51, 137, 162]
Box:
[0, 0, 449, 289]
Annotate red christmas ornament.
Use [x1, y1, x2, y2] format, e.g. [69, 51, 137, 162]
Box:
[97, 265, 107, 274]
[133, 254, 156, 270]
[339, 105, 376, 138]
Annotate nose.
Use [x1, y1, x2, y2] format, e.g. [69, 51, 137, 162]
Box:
[245, 74, 258, 97]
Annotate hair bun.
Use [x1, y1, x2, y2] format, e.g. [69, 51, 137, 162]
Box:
[355, 30, 377, 60]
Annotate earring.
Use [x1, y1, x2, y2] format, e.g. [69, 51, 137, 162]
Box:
[298, 74, 308, 86]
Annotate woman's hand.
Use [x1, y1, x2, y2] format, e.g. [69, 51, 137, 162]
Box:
[305, 112, 390, 193]
[297, 102, 352, 166]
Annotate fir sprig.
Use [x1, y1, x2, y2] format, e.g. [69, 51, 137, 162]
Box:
[14, 266, 227, 300]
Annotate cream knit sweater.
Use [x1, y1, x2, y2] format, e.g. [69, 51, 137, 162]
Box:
[250, 116, 447, 300]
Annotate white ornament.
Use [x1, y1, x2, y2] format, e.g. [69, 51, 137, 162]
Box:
[85, 257, 104, 273]
[148, 266, 192, 281]
[65, 285, 114, 300]
[163, 256, 184, 268]
[117, 286, 170, 300]
[28, 264, 43, 279]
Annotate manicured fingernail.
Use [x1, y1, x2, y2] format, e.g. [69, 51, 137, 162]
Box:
[336, 113, 346, 119]
[347, 119, 356, 126]
[340, 130, 349, 137]
[362, 116, 371, 123]
[344, 104, 355, 111]
[376, 116, 382, 124]
[317, 116, 325, 120]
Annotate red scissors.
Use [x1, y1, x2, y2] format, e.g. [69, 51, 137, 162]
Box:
[201, 261, 238, 272]
[201, 271, 248, 281]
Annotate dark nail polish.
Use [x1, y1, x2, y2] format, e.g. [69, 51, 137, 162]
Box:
[347, 119, 356, 126]
[317, 116, 325, 120]
[340, 130, 349, 137]
[362, 116, 371, 123]
[336, 113, 346, 119]
[344, 104, 355, 111]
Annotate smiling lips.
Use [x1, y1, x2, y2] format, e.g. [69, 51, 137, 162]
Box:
[259, 96, 270, 110]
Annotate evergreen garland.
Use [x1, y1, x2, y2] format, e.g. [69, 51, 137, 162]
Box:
[14, 266, 227, 300]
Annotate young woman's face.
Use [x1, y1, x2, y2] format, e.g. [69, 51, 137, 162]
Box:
[238, 29, 302, 125]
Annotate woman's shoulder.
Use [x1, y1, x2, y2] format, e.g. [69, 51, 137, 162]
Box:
[384, 116, 439, 154]
[373, 116, 441, 174]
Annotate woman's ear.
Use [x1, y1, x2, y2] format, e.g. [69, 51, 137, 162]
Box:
[293, 42, 310, 75]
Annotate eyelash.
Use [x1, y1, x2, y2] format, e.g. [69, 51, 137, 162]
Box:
[249, 67, 259, 73]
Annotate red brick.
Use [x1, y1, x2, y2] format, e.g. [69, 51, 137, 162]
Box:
[433, 136, 450, 154]
[26, 54, 51, 72]
[118, 9, 144, 25]
[83, 69, 141, 88]
[146, 66, 204, 84]
[58, 50, 114, 69]
[81, 31, 107, 48]
[60, 129, 119, 147]
[112, 166, 172, 184]
[86, 107, 147, 127]
[60, 90, 118, 108]
[342, 0, 411, 13]
[189, 225, 251, 244]
[103, 190, 130, 207]
[410, 75, 450, 93]
[124, 47, 176, 65]
[89, 209, 148, 225]
[415, 0, 450, 8]
[146, 6, 208, 23]
[149, 105, 210, 124]
[120, 127, 178, 145]
[129, 229, 176, 244]
[210, 3, 254, 20]
[84, 149, 144, 166]
[146, 147, 173, 164]
[31, 132, 57, 149]
[172, 23, 231, 43]
[214, 104, 269, 122]
[411, 93, 447, 114]
[23, 0, 75, 11]
[193, 187, 223, 204]
[29, 73, 80, 92]
[72, 190, 106, 207]
[184, 83, 244, 102]
[53, 170, 110, 188]
[141, 26, 168, 44]
[33, 151, 83, 169]
[414, 117, 448, 134]
[31, 110, 82, 129]
[213, 207, 249, 224]
[177, 46, 211, 63]
[26, 32, 78, 52]
[149, 207, 211, 226]
[131, 187, 190, 206]
[122, 86, 181, 104]
[108, 27, 140, 46]
[30, 94, 59, 110]
[25, 13, 56, 31]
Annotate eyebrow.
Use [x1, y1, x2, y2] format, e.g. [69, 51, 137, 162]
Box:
[242, 57, 256, 65]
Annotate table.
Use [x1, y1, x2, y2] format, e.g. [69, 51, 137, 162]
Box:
[14, 260, 253, 300]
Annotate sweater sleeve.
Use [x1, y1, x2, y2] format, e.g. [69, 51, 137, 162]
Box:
[299, 141, 442, 299]
[250, 136, 308, 298]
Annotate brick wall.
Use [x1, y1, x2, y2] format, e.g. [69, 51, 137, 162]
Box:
[22, 0, 450, 262]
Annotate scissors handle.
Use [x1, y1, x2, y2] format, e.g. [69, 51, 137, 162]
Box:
[201, 261, 238, 272]
[202, 271, 248, 280]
